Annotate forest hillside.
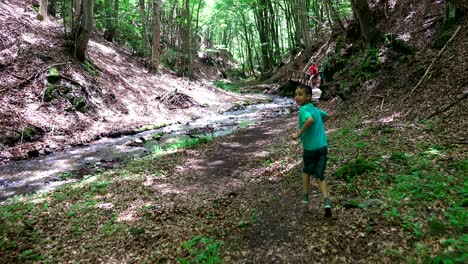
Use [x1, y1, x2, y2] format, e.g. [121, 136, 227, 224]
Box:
[1, 0, 466, 163]
[270, 0, 466, 146]
[0, 0, 262, 162]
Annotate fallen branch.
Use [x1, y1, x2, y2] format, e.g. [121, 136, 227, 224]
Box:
[407, 26, 462, 99]
[59, 75, 83, 87]
[426, 90, 468, 119]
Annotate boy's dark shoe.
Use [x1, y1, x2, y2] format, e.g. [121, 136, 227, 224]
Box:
[324, 197, 332, 218]
[301, 193, 310, 205]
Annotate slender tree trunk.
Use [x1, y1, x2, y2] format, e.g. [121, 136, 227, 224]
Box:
[139, 0, 148, 57]
[292, 0, 302, 47]
[38, 0, 48, 20]
[350, 0, 381, 46]
[180, 0, 192, 76]
[325, 0, 345, 32]
[74, 0, 94, 61]
[61, 0, 67, 34]
[194, 0, 202, 52]
[254, 0, 273, 72]
[152, 0, 161, 70]
[48, 0, 56, 16]
[280, 0, 294, 49]
[268, 0, 280, 65]
[241, 13, 256, 78]
[299, 0, 310, 49]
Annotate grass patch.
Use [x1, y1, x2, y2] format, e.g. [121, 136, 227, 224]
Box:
[152, 136, 212, 156]
[178, 235, 223, 264]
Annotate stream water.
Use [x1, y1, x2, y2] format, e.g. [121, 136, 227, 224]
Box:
[0, 96, 295, 202]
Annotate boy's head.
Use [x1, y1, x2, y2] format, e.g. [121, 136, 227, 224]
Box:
[295, 85, 312, 106]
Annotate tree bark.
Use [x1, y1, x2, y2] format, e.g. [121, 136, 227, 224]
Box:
[240, 12, 256, 78]
[179, 0, 192, 76]
[152, 0, 161, 70]
[74, 0, 94, 61]
[193, 0, 202, 52]
[350, 0, 381, 46]
[38, 0, 48, 21]
[139, 0, 148, 58]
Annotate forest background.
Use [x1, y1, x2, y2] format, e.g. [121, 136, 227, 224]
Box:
[0, 0, 467, 263]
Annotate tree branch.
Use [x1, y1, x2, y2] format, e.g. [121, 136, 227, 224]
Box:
[406, 26, 462, 99]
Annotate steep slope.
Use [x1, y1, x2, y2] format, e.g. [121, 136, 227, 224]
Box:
[353, 0, 467, 144]
[272, 0, 466, 144]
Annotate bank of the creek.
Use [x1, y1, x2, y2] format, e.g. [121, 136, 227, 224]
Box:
[0, 96, 294, 202]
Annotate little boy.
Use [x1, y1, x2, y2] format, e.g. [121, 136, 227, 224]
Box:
[292, 85, 332, 217]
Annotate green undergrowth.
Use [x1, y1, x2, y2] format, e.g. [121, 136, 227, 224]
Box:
[178, 235, 223, 264]
[0, 136, 214, 262]
[152, 136, 212, 156]
[213, 79, 259, 94]
[329, 119, 467, 263]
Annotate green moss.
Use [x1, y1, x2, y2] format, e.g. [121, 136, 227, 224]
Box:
[44, 84, 57, 102]
[67, 97, 87, 112]
[81, 61, 100, 76]
[334, 157, 376, 182]
[359, 48, 380, 80]
[391, 39, 416, 55]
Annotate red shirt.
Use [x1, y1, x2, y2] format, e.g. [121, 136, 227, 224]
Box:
[308, 64, 318, 76]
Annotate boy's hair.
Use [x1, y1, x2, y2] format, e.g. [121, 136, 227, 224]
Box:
[296, 85, 312, 95]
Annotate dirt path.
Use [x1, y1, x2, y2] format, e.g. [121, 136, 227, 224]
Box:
[148, 113, 403, 263]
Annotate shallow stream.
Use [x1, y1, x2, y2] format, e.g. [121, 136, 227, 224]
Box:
[0, 96, 294, 202]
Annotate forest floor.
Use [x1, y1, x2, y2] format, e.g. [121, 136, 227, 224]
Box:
[0, 0, 467, 262]
[0, 105, 466, 263]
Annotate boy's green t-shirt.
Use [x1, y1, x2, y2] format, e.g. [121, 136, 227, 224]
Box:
[298, 103, 328, 151]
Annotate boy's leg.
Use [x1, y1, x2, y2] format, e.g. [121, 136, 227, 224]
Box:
[301, 173, 311, 204]
[317, 179, 329, 199]
[316, 179, 332, 217]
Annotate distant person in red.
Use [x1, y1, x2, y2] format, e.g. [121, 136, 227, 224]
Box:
[308, 64, 320, 88]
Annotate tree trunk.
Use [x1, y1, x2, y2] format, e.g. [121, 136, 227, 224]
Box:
[193, 0, 202, 52]
[179, 0, 192, 76]
[103, 0, 113, 41]
[152, 0, 161, 70]
[38, 0, 48, 21]
[292, 0, 302, 47]
[254, 0, 273, 72]
[325, 0, 345, 32]
[240, 13, 256, 78]
[48, 0, 56, 17]
[103, 0, 117, 42]
[350, 0, 381, 46]
[139, 0, 148, 58]
[298, 0, 310, 50]
[268, 0, 280, 64]
[74, 0, 94, 61]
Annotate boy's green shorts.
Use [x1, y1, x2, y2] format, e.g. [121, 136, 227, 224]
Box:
[302, 147, 328, 180]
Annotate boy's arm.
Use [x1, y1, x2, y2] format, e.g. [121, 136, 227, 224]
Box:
[292, 117, 313, 140]
[319, 109, 328, 122]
